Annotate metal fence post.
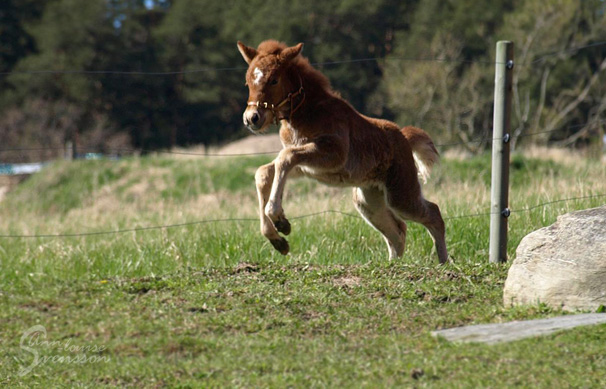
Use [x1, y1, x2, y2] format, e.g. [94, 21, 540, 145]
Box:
[489, 41, 514, 263]
[65, 141, 74, 161]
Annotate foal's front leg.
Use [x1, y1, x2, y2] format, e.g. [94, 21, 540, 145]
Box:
[255, 162, 290, 254]
[265, 140, 346, 230]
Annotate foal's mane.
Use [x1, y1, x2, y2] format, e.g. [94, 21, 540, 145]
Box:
[294, 55, 334, 98]
[257, 40, 335, 98]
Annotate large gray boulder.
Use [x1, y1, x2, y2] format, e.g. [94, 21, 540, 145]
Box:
[504, 205, 606, 311]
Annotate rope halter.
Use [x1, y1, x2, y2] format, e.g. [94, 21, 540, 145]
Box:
[247, 75, 305, 124]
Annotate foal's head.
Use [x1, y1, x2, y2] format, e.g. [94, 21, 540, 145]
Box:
[237, 40, 304, 133]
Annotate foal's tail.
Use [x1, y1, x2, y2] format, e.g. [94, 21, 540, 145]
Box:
[401, 126, 440, 184]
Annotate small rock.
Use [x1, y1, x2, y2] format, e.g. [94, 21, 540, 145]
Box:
[233, 262, 259, 274]
[411, 368, 424, 380]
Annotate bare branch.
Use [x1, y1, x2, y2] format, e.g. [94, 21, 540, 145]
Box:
[544, 56, 606, 136]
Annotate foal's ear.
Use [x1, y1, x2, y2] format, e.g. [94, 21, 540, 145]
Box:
[237, 41, 258, 65]
[280, 43, 304, 62]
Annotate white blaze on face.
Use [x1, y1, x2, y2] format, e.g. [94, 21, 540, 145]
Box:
[253, 67, 264, 85]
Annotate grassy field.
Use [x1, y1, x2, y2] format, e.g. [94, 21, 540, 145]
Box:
[1, 149, 605, 387]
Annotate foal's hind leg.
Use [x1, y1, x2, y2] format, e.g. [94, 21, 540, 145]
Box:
[255, 163, 289, 254]
[413, 199, 448, 264]
[387, 192, 448, 264]
[383, 169, 448, 263]
[352, 187, 407, 260]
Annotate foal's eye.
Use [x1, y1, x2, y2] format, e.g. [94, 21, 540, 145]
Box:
[269, 78, 278, 86]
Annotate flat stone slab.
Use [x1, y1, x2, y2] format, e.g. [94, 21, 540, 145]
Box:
[431, 313, 606, 344]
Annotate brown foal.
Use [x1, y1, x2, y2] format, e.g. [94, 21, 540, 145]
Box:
[237, 40, 448, 263]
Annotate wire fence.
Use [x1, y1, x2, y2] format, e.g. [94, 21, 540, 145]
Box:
[0, 107, 605, 238]
[1, 40, 605, 240]
[2, 41, 605, 76]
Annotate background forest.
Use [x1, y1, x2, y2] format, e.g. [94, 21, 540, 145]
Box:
[1, 0, 605, 161]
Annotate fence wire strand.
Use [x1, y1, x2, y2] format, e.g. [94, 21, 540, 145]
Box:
[2, 41, 605, 77]
[2, 118, 605, 158]
[1, 194, 604, 239]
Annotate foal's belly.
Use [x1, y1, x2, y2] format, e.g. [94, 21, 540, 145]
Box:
[299, 165, 360, 187]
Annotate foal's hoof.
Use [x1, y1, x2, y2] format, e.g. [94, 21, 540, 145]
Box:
[270, 238, 290, 255]
[274, 218, 291, 235]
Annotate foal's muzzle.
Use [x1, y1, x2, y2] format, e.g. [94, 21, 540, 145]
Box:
[243, 106, 268, 133]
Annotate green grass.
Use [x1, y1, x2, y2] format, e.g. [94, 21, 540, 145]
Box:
[1, 151, 605, 387]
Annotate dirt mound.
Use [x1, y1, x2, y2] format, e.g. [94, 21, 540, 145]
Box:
[0, 175, 29, 202]
[216, 134, 282, 155]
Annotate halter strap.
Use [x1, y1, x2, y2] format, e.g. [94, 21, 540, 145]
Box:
[247, 74, 305, 124]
